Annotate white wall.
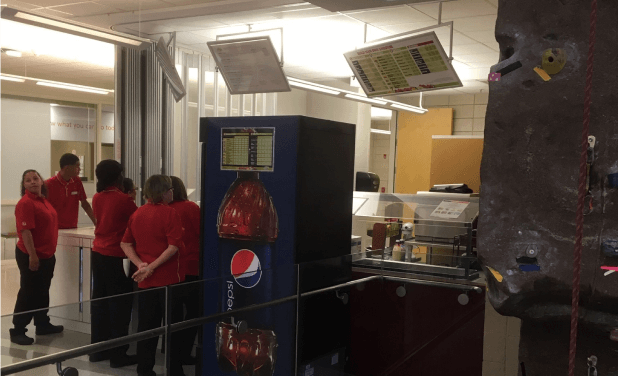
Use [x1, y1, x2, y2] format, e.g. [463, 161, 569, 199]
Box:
[1, 98, 51, 201]
[276, 86, 373, 186]
[276, 88, 307, 116]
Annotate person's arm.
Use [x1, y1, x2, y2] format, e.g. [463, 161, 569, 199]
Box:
[21, 230, 39, 271]
[131, 245, 179, 282]
[120, 242, 146, 268]
[81, 199, 96, 226]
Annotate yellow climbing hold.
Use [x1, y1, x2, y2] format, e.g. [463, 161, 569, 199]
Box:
[542, 48, 567, 75]
[534, 66, 551, 81]
[486, 266, 504, 282]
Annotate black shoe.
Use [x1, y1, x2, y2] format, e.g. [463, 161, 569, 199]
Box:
[35, 324, 64, 335]
[110, 354, 138, 368]
[10, 332, 34, 345]
[137, 372, 156, 376]
[181, 356, 196, 365]
[89, 351, 111, 362]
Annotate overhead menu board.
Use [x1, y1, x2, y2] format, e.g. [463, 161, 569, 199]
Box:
[344, 31, 462, 97]
[208, 37, 291, 95]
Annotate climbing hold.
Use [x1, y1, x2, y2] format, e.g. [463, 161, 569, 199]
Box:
[542, 48, 567, 75]
[533, 66, 551, 81]
[486, 266, 504, 282]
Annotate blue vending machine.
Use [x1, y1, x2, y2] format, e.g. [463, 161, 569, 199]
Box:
[199, 116, 355, 376]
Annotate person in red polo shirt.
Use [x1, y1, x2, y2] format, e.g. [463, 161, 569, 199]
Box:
[9, 170, 64, 345]
[169, 176, 201, 366]
[121, 175, 186, 376]
[46, 153, 96, 229]
[89, 160, 138, 367]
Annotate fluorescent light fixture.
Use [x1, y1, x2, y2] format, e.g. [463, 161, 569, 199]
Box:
[390, 103, 427, 114]
[344, 94, 388, 105]
[5, 50, 22, 57]
[0, 75, 25, 82]
[370, 129, 391, 135]
[289, 80, 341, 95]
[36, 81, 110, 95]
[1, 6, 150, 49]
[371, 107, 393, 119]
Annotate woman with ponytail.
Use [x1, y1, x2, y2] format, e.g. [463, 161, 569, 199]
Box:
[89, 160, 138, 368]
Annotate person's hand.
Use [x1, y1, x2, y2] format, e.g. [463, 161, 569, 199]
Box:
[29, 255, 39, 271]
[132, 266, 153, 283]
[137, 262, 148, 270]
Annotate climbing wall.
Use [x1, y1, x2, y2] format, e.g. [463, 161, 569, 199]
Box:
[477, 0, 618, 374]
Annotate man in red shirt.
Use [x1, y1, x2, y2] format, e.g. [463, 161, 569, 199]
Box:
[46, 153, 96, 229]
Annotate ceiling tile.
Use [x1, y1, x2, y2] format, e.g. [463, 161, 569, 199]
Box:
[191, 25, 253, 40]
[2, 0, 42, 10]
[92, 0, 171, 12]
[269, 6, 332, 21]
[376, 21, 438, 34]
[454, 52, 498, 64]
[12, 0, 83, 7]
[28, 7, 74, 16]
[463, 30, 496, 44]
[452, 43, 495, 55]
[162, 0, 224, 4]
[414, 0, 496, 20]
[121, 22, 176, 35]
[49, 1, 122, 16]
[451, 14, 497, 32]
[344, 5, 435, 26]
[175, 31, 206, 45]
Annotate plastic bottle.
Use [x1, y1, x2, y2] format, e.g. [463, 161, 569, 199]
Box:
[392, 240, 403, 261]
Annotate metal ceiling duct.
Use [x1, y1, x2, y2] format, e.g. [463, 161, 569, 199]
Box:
[155, 37, 186, 102]
[304, 0, 452, 12]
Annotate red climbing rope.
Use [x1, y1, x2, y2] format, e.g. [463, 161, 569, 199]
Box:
[569, 0, 597, 375]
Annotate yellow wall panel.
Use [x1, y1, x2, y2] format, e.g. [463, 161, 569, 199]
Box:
[395, 108, 453, 194]
[430, 138, 484, 193]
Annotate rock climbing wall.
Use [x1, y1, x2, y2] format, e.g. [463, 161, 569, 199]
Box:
[478, 0, 618, 373]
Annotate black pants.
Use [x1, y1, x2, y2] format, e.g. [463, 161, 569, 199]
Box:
[137, 287, 185, 376]
[12, 247, 55, 333]
[179, 275, 201, 361]
[90, 251, 134, 361]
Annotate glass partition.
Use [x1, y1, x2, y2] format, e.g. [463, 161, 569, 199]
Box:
[352, 192, 480, 280]
[1, 251, 487, 376]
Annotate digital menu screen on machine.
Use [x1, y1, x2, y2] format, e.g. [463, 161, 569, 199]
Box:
[221, 128, 275, 171]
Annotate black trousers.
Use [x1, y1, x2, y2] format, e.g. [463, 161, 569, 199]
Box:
[179, 275, 201, 361]
[137, 287, 185, 376]
[12, 247, 55, 333]
[90, 251, 134, 361]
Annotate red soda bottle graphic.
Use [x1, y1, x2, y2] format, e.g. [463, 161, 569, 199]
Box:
[216, 171, 279, 375]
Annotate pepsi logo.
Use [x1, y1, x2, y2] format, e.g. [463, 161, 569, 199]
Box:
[230, 249, 262, 288]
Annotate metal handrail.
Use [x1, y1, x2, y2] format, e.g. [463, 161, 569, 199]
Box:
[1, 273, 483, 375]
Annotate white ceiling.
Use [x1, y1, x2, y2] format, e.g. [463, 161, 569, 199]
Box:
[1, 0, 499, 99]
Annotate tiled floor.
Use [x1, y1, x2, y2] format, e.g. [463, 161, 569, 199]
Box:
[0, 318, 197, 376]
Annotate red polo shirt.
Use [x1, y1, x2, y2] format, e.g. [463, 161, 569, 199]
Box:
[15, 191, 59, 259]
[122, 202, 185, 288]
[45, 173, 87, 229]
[93, 187, 138, 258]
[169, 200, 201, 276]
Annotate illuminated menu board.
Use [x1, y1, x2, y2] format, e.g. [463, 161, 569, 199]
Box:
[221, 128, 275, 172]
[344, 31, 462, 97]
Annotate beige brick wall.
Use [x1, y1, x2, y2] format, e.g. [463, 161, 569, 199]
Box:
[422, 92, 488, 136]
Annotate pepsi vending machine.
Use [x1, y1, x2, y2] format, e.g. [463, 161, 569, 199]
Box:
[200, 116, 355, 376]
